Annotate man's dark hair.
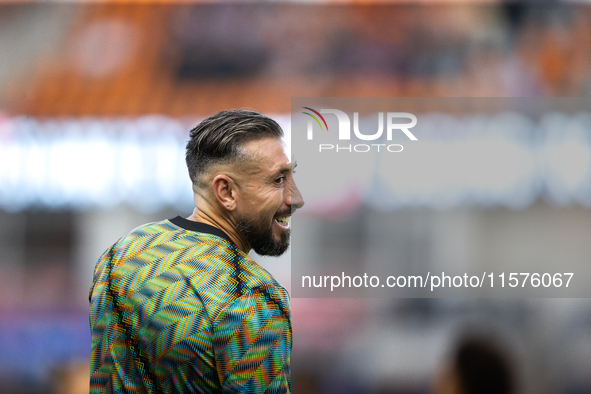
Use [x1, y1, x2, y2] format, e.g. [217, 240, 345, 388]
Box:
[185, 109, 283, 185]
[455, 337, 514, 394]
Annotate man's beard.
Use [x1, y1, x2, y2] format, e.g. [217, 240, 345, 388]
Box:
[236, 213, 290, 256]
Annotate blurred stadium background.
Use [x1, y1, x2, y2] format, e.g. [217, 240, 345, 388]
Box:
[2, 3, 591, 394]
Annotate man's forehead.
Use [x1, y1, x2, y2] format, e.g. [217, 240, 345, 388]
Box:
[242, 137, 290, 167]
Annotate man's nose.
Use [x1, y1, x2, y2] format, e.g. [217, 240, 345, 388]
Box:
[288, 179, 305, 213]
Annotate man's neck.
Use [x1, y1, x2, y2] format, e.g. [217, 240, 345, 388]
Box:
[187, 208, 250, 254]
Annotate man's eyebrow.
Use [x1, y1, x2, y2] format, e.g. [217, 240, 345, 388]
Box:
[272, 165, 293, 178]
[274, 160, 296, 175]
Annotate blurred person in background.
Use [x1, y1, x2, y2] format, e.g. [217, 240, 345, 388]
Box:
[433, 336, 515, 394]
[89, 109, 304, 393]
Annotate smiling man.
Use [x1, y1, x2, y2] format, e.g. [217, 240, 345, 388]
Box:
[89, 109, 303, 394]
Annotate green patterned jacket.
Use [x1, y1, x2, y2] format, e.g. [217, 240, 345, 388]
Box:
[89, 216, 291, 393]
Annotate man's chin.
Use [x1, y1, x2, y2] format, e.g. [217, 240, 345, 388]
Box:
[252, 230, 290, 257]
[236, 214, 291, 256]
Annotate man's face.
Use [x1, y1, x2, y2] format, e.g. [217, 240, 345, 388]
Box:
[234, 137, 304, 256]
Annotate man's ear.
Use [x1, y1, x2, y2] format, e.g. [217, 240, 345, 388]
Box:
[211, 174, 237, 211]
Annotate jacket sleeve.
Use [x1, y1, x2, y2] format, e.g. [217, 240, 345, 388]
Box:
[89, 240, 120, 317]
[213, 284, 292, 394]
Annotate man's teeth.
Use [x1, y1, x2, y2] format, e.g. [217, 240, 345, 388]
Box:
[275, 216, 291, 226]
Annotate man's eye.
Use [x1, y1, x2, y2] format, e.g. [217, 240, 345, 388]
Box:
[275, 176, 285, 184]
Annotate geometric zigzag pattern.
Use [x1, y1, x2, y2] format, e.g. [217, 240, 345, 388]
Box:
[89, 217, 292, 393]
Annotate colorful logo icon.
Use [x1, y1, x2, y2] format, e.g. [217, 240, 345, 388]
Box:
[302, 107, 329, 131]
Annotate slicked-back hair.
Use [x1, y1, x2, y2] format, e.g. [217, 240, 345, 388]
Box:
[185, 109, 284, 185]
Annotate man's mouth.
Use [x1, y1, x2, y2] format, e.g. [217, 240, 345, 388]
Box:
[274, 215, 291, 229]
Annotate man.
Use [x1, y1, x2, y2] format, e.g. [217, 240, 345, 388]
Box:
[89, 109, 304, 393]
